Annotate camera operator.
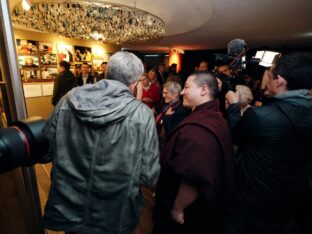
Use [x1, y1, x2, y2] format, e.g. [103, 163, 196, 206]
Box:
[216, 64, 231, 78]
[214, 63, 242, 117]
[222, 52, 312, 234]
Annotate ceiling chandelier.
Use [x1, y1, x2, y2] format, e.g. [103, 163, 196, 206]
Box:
[11, 1, 165, 44]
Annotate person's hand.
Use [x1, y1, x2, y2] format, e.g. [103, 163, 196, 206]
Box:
[254, 101, 262, 107]
[171, 206, 184, 224]
[216, 78, 222, 92]
[165, 107, 175, 115]
[225, 91, 239, 105]
[142, 97, 152, 103]
[137, 80, 143, 89]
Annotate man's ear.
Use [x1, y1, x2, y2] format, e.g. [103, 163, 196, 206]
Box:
[128, 81, 138, 94]
[200, 85, 209, 96]
[277, 75, 288, 90]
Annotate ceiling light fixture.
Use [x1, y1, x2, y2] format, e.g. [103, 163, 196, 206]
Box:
[21, 0, 31, 11]
[12, 1, 165, 45]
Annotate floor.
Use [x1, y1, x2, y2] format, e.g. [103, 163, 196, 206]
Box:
[35, 163, 154, 234]
[35, 163, 64, 234]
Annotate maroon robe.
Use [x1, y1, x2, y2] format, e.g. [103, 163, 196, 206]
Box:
[153, 99, 235, 234]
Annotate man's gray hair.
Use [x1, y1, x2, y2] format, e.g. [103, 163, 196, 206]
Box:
[106, 52, 144, 86]
[163, 81, 182, 94]
[192, 72, 218, 99]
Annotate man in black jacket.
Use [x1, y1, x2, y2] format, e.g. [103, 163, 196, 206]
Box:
[96, 61, 107, 82]
[156, 63, 167, 86]
[77, 62, 95, 86]
[223, 52, 312, 234]
[52, 61, 76, 106]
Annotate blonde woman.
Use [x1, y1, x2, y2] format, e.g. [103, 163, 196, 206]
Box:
[136, 72, 160, 109]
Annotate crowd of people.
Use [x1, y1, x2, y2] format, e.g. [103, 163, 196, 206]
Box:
[46, 51, 312, 234]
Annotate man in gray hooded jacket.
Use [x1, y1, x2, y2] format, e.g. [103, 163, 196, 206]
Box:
[42, 52, 160, 234]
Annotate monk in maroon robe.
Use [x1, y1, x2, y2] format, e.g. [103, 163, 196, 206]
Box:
[153, 72, 236, 234]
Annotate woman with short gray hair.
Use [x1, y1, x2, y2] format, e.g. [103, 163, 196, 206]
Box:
[156, 81, 188, 148]
[163, 81, 182, 95]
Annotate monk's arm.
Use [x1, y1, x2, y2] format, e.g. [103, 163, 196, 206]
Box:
[171, 180, 198, 224]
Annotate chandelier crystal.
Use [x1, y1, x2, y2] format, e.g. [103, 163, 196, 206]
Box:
[11, 1, 165, 44]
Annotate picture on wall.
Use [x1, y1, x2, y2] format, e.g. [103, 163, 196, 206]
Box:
[21, 69, 41, 81]
[39, 41, 53, 53]
[40, 53, 57, 65]
[92, 52, 111, 62]
[57, 44, 73, 63]
[41, 67, 58, 79]
[74, 46, 92, 62]
[18, 55, 40, 68]
[16, 39, 38, 54]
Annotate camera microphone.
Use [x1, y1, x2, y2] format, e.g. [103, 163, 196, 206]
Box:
[227, 39, 247, 56]
[227, 39, 249, 69]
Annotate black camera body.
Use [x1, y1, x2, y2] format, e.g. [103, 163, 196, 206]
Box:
[0, 117, 48, 173]
[214, 53, 234, 66]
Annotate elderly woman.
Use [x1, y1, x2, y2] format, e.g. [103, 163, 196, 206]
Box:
[156, 81, 188, 148]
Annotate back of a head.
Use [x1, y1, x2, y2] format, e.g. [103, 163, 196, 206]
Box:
[159, 63, 165, 69]
[236, 85, 254, 106]
[59, 61, 70, 70]
[273, 52, 312, 90]
[167, 73, 182, 84]
[106, 52, 144, 86]
[169, 63, 177, 71]
[192, 72, 218, 99]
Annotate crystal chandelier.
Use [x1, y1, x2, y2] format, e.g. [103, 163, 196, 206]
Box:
[11, 1, 165, 44]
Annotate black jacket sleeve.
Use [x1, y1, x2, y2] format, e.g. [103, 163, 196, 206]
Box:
[227, 104, 261, 145]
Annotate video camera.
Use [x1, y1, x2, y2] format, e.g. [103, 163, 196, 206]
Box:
[214, 39, 249, 71]
[214, 38, 281, 71]
[0, 117, 49, 173]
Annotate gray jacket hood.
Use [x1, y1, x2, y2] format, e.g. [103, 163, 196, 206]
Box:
[275, 89, 312, 108]
[274, 89, 312, 140]
[67, 79, 139, 127]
